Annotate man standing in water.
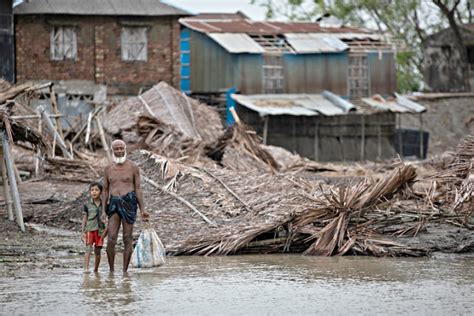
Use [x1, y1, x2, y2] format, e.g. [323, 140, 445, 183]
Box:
[101, 139, 149, 273]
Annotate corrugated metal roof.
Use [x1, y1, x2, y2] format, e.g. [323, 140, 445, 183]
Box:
[232, 93, 356, 117]
[208, 33, 265, 53]
[361, 94, 426, 113]
[180, 18, 371, 35]
[284, 33, 348, 53]
[14, 0, 190, 16]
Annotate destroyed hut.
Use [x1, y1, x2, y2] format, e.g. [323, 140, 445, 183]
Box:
[232, 92, 426, 161]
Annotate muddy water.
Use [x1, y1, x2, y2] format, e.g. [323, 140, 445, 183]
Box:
[1, 254, 473, 315]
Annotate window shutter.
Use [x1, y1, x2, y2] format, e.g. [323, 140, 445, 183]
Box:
[121, 27, 147, 61]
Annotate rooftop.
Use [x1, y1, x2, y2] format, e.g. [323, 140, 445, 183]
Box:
[14, 0, 190, 16]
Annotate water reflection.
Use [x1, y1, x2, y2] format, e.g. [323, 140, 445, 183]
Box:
[1, 254, 473, 315]
[81, 272, 136, 311]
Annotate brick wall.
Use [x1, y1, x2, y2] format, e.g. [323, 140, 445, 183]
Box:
[15, 15, 181, 95]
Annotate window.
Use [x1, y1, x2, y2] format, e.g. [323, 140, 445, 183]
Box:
[263, 55, 284, 93]
[121, 27, 147, 61]
[50, 26, 77, 60]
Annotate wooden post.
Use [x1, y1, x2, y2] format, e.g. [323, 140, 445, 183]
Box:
[398, 113, 403, 158]
[419, 113, 424, 159]
[292, 119, 297, 152]
[95, 117, 112, 162]
[377, 123, 382, 160]
[85, 112, 93, 144]
[360, 115, 365, 161]
[49, 86, 64, 140]
[0, 147, 13, 221]
[262, 116, 269, 145]
[314, 119, 319, 161]
[35, 117, 42, 177]
[339, 117, 345, 161]
[1, 131, 25, 232]
[38, 106, 73, 159]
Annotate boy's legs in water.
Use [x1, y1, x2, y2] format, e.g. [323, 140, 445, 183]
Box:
[94, 246, 102, 272]
[84, 245, 92, 272]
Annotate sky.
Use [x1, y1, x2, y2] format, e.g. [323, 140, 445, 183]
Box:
[162, 0, 268, 20]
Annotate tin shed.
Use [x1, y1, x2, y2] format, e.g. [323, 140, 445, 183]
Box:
[180, 14, 396, 99]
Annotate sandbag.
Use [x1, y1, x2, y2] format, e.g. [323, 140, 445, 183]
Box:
[131, 228, 166, 268]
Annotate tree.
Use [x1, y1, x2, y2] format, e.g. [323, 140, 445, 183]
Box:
[251, 0, 473, 92]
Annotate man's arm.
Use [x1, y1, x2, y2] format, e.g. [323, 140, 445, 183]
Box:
[101, 167, 109, 222]
[133, 164, 149, 220]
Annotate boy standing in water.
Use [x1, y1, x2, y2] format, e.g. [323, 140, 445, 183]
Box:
[81, 182, 106, 272]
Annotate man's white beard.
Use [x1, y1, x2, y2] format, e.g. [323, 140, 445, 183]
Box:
[112, 152, 127, 164]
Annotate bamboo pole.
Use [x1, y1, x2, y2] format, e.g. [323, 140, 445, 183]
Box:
[71, 106, 103, 144]
[262, 116, 269, 145]
[1, 131, 25, 232]
[35, 117, 42, 177]
[0, 148, 13, 221]
[38, 106, 73, 159]
[360, 115, 365, 161]
[229, 106, 241, 125]
[419, 113, 424, 159]
[143, 176, 215, 226]
[85, 112, 93, 144]
[11, 114, 63, 120]
[398, 113, 403, 158]
[377, 123, 382, 160]
[49, 86, 64, 139]
[95, 117, 112, 162]
[314, 119, 319, 161]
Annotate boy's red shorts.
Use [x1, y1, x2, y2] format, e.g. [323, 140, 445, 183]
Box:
[85, 230, 104, 247]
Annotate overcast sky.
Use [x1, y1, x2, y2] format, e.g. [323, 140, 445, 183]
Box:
[162, 0, 268, 20]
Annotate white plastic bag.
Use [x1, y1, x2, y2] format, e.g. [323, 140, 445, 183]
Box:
[131, 227, 166, 268]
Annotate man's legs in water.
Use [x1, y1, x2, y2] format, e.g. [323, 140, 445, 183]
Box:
[122, 219, 134, 273]
[106, 213, 121, 272]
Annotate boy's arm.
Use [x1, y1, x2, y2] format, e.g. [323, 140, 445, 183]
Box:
[81, 213, 87, 233]
[81, 207, 87, 241]
[134, 165, 149, 220]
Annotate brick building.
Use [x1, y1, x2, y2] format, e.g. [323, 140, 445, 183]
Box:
[14, 0, 189, 95]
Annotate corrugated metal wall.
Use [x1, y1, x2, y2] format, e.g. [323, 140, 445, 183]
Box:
[188, 28, 264, 94]
[368, 52, 396, 96]
[283, 53, 348, 96]
[189, 29, 237, 93]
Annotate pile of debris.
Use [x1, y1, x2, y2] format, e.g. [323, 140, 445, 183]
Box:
[2, 80, 473, 258]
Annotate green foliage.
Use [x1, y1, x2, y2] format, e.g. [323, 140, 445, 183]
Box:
[396, 52, 421, 92]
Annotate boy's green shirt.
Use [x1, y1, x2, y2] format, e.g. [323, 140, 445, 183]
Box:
[83, 198, 105, 234]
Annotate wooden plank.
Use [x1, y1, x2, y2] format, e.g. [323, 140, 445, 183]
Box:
[95, 117, 112, 162]
[1, 131, 25, 232]
[49, 86, 64, 140]
[0, 147, 13, 221]
[38, 106, 73, 159]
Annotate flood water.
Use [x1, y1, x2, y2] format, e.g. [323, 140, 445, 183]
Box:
[1, 254, 473, 315]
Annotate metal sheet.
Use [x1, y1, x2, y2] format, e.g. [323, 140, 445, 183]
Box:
[232, 93, 356, 116]
[283, 53, 348, 95]
[361, 95, 425, 113]
[14, 0, 189, 16]
[232, 94, 318, 116]
[284, 33, 348, 53]
[208, 33, 264, 53]
[180, 18, 371, 35]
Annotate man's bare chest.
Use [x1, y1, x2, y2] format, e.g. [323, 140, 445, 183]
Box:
[108, 167, 134, 184]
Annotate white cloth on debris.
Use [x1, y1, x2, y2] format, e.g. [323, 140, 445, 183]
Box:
[131, 228, 166, 268]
